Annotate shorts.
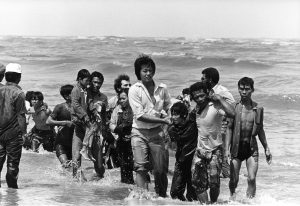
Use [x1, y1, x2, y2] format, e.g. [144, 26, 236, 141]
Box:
[131, 127, 168, 173]
[236, 140, 259, 162]
[191, 146, 223, 194]
[23, 127, 56, 152]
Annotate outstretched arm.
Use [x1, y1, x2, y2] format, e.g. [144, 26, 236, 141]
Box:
[46, 116, 73, 127]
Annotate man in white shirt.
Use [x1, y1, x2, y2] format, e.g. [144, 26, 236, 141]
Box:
[129, 54, 172, 197]
[189, 81, 235, 203]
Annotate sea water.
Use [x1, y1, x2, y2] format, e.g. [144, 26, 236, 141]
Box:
[0, 36, 299, 205]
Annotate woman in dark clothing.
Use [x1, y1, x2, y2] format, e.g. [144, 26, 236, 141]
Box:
[109, 88, 134, 184]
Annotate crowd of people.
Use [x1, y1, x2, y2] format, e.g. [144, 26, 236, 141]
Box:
[0, 55, 272, 203]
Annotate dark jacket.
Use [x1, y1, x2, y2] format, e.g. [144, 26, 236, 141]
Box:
[0, 82, 26, 136]
[230, 101, 264, 158]
[168, 113, 198, 162]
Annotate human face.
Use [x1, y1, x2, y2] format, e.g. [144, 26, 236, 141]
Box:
[192, 90, 208, 106]
[31, 97, 38, 107]
[63, 94, 71, 103]
[120, 80, 131, 89]
[238, 84, 253, 100]
[119, 92, 128, 108]
[91, 77, 103, 92]
[79, 77, 90, 89]
[140, 66, 154, 83]
[171, 113, 185, 126]
[201, 73, 210, 84]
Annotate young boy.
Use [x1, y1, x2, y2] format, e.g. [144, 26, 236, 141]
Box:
[229, 77, 272, 199]
[23, 91, 56, 152]
[46, 85, 74, 168]
[168, 102, 198, 201]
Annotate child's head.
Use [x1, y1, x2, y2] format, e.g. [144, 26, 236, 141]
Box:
[32, 91, 44, 108]
[60, 84, 74, 101]
[118, 88, 129, 108]
[25, 91, 34, 106]
[170, 102, 188, 126]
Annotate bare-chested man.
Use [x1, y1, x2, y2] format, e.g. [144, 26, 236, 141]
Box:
[23, 91, 55, 152]
[229, 77, 272, 199]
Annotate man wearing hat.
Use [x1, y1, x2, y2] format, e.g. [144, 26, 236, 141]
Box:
[0, 63, 26, 189]
[0, 63, 5, 87]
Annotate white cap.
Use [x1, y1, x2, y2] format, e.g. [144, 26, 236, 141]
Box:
[5, 63, 22, 74]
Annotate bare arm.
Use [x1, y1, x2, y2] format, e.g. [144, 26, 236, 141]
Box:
[46, 116, 73, 127]
[258, 127, 272, 164]
[138, 114, 170, 124]
[210, 93, 235, 118]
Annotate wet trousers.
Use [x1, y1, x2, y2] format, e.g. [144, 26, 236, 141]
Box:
[0, 128, 23, 189]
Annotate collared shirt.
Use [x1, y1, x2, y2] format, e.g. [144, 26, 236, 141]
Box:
[212, 84, 235, 105]
[195, 102, 225, 152]
[0, 82, 26, 135]
[128, 81, 172, 129]
[110, 104, 133, 137]
[71, 82, 88, 120]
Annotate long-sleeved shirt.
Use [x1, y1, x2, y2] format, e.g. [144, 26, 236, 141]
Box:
[71, 82, 88, 121]
[168, 114, 197, 162]
[128, 81, 172, 129]
[0, 82, 26, 136]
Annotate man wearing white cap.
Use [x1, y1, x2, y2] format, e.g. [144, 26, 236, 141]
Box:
[0, 63, 26, 189]
[0, 63, 5, 87]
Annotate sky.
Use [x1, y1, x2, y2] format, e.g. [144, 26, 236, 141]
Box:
[0, 0, 299, 38]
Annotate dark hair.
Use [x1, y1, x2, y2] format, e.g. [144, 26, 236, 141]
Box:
[134, 54, 156, 80]
[25, 91, 34, 101]
[238, 77, 254, 91]
[189, 82, 209, 101]
[60, 84, 74, 97]
[182, 88, 190, 95]
[114, 74, 130, 93]
[202, 67, 219, 84]
[76, 69, 90, 81]
[32, 91, 44, 101]
[171, 102, 188, 119]
[117, 88, 129, 97]
[5, 72, 21, 83]
[0, 74, 4, 82]
[90, 71, 104, 82]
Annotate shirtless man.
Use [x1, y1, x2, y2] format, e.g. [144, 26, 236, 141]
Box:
[23, 91, 55, 152]
[46, 85, 74, 168]
[229, 77, 272, 199]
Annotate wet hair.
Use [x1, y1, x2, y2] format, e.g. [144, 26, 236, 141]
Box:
[182, 88, 190, 95]
[60, 84, 74, 97]
[189, 82, 209, 101]
[171, 102, 188, 119]
[90, 71, 104, 82]
[76, 69, 90, 81]
[134, 54, 156, 80]
[4, 72, 21, 83]
[238, 77, 254, 91]
[25, 91, 34, 106]
[114, 74, 130, 93]
[117, 88, 129, 97]
[32, 91, 44, 101]
[202, 67, 219, 84]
